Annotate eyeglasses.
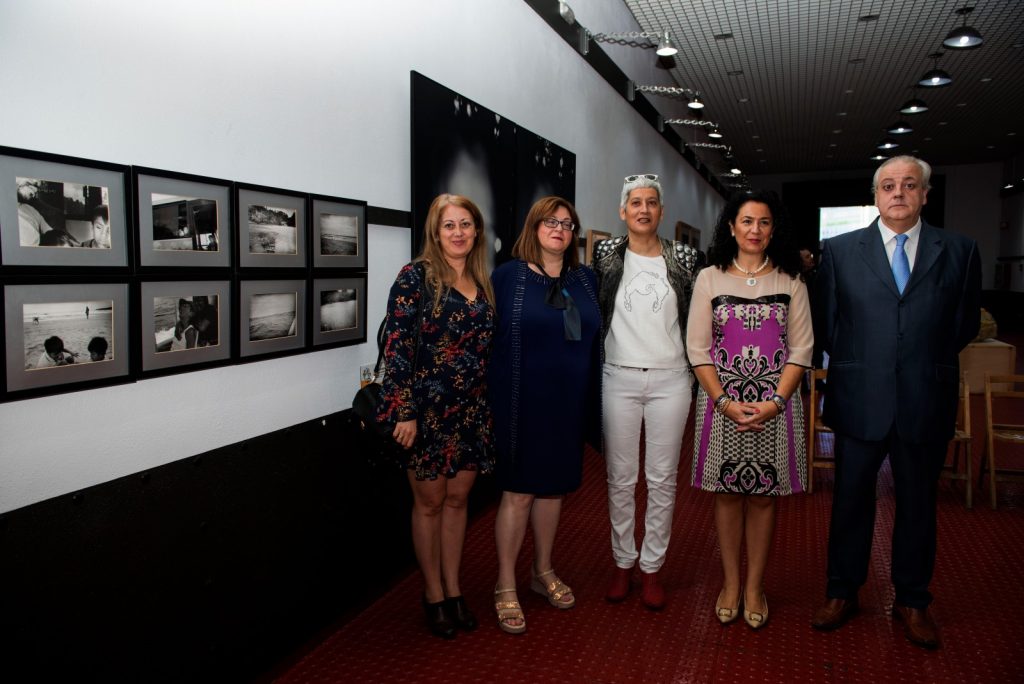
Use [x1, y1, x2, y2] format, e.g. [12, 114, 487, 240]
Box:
[624, 173, 659, 183]
[541, 217, 576, 232]
[440, 220, 475, 232]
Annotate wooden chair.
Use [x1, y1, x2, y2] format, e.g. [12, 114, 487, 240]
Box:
[979, 372, 1024, 509]
[940, 373, 972, 509]
[806, 368, 833, 493]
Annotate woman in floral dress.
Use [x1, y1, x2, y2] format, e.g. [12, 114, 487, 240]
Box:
[686, 190, 812, 630]
[378, 194, 495, 639]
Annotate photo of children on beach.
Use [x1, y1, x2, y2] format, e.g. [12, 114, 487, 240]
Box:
[17, 176, 111, 249]
[320, 288, 357, 332]
[153, 295, 220, 353]
[152, 193, 219, 252]
[319, 213, 358, 256]
[249, 292, 297, 341]
[23, 301, 113, 370]
[247, 204, 297, 254]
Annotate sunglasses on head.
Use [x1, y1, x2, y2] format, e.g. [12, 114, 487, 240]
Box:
[624, 174, 659, 183]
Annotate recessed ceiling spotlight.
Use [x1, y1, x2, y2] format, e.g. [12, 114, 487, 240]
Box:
[755, 148, 764, 152]
[849, 57, 866, 64]
[833, 129, 843, 134]
[956, 102, 967, 107]
[714, 32, 734, 40]
[938, 121, 948, 126]
[1009, 132, 1018, 137]
[829, 143, 838, 148]
[1005, 183, 1015, 190]
[752, 134, 760, 139]
[727, 69, 744, 76]
[845, 89, 854, 94]
[738, 97, 750, 103]
[980, 77, 993, 82]
[986, 145, 995, 149]
[859, 14, 879, 22]
[838, 112, 848, 117]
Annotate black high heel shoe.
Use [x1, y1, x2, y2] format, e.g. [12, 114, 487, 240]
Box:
[422, 597, 456, 639]
[445, 595, 478, 631]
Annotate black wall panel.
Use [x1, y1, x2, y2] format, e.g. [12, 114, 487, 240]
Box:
[0, 411, 497, 682]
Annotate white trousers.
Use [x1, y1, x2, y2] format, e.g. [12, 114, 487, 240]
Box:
[602, 363, 692, 573]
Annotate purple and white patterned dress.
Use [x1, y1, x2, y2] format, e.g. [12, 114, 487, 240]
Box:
[686, 268, 812, 496]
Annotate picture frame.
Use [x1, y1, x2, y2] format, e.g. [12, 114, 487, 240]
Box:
[675, 220, 701, 250]
[310, 194, 367, 270]
[312, 276, 367, 348]
[585, 229, 611, 265]
[238, 279, 307, 358]
[0, 146, 129, 269]
[3, 282, 130, 395]
[133, 167, 233, 269]
[138, 280, 232, 375]
[235, 184, 307, 269]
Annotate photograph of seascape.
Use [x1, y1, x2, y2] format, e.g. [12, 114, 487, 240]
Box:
[247, 204, 297, 254]
[320, 289, 357, 332]
[249, 293, 296, 341]
[319, 213, 358, 256]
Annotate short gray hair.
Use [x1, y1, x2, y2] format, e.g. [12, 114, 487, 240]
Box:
[620, 174, 662, 208]
[872, 155, 932, 193]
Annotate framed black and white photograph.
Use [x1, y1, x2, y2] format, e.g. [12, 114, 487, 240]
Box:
[0, 147, 129, 269]
[139, 280, 232, 374]
[236, 184, 307, 269]
[133, 167, 232, 269]
[311, 194, 367, 269]
[4, 282, 130, 394]
[238, 279, 306, 358]
[312, 276, 367, 348]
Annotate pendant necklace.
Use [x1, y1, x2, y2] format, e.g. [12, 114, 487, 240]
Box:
[732, 256, 770, 286]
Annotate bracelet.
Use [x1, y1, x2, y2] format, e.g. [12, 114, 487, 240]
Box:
[771, 393, 786, 414]
[714, 393, 732, 414]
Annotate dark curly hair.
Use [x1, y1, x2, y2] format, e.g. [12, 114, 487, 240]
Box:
[706, 190, 802, 279]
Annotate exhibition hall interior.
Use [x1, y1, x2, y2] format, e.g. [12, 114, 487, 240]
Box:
[1, 1, 1022, 681]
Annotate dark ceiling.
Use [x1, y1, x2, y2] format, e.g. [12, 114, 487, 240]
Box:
[618, 0, 1024, 181]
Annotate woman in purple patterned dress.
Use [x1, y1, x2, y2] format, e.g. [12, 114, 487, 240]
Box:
[685, 190, 812, 630]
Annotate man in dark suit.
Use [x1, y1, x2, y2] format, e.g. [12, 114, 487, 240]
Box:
[811, 156, 981, 649]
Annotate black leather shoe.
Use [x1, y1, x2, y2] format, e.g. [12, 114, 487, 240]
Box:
[811, 596, 859, 631]
[446, 595, 478, 632]
[422, 597, 456, 639]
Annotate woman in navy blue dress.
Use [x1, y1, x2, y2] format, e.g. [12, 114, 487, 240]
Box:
[489, 196, 601, 634]
[378, 194, 496, 639]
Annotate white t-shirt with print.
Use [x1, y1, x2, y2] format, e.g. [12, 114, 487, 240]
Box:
[605, 250, 685, 369]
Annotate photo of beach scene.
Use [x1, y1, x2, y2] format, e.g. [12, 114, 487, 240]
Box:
[153, 295, 220, 353]
[247, 204, 297, 254]
[23, 300, 113, 370]
[319, 213, 358, 256]
[320, 288, 357, 332]
[250, 292, 297, 341]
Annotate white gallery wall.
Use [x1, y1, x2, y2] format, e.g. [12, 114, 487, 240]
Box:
[0, 0, 724, 513]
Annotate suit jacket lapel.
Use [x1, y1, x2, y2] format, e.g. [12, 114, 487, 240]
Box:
[903, 222, 943, 297]
[857, 221, 900, 297]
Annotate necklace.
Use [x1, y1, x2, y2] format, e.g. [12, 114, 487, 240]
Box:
[732, 256, 770, 286]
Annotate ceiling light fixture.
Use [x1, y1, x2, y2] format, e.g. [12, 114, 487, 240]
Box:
[588, 29, 679, 57]
[943, 6, 984, 49]
[877, 138, 900, 150]
[708, 126, 723, 139]
[730, 167, 742, 175]
[887, 121, 913, 135]
[919, 53, 953, 87]
[688, 93, 705, 110]
[900, 98, 929, 114]
[871, 154, 889, 161]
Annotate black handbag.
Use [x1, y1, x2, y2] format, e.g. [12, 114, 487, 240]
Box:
[351, 265, 427, 454]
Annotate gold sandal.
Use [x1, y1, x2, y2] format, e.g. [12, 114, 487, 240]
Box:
[494, 586, 526, 635]
[531, 568, 575, 609]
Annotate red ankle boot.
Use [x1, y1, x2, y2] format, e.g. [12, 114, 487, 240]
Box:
[605, 566, 632, 602]
[640, 570, 666, 610]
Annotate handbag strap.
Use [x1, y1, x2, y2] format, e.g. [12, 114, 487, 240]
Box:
[373, 262, 428, 379]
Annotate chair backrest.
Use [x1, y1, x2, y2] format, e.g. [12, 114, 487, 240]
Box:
[984, 372, 1024, 431]
[957, 372, 970, 437]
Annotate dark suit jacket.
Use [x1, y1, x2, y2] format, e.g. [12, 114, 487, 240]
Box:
[814, 220, 981, 444]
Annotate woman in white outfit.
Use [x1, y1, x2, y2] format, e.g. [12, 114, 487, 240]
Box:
[592, 174, 703, 609]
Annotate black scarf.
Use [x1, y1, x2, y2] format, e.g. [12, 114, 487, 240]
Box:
[535, 262, 581, 341]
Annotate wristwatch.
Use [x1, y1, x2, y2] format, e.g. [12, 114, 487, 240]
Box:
[771, 394, 786, 414]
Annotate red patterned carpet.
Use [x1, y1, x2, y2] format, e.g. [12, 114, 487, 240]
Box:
[275, 417, 1024, 683]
